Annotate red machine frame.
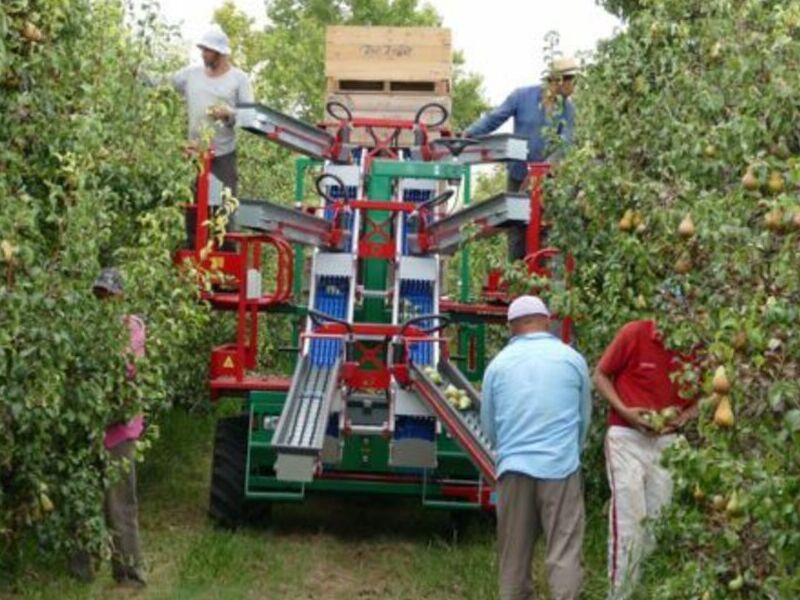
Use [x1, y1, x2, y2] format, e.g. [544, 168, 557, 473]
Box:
[178, 129, 574, 398]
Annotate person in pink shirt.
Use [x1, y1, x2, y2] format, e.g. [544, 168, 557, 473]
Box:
[70, 268, 146, 587]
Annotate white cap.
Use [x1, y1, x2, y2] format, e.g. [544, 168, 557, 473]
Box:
[507, 295, 550, 322]
[198, 25, 231, 56]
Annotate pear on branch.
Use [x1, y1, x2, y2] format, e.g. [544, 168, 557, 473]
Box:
[678, 213, 696, 238]
[767, 171, 785, 195]
[674, 253, 692, 274]
[712, 366, 731, 394]
[618, 209, 634, 232]
[22, 22, 45, 43]
[764, 208, 784, 232]
[713, 395, 734, 427]
[742, 167, 759, 191]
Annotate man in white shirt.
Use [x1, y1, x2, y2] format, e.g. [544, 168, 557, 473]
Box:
[171, 25, 254, 196]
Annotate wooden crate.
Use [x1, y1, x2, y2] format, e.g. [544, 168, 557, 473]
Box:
[325, 26, 452, 82]
[325, 26, 452, 147]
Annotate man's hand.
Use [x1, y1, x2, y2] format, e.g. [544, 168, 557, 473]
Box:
[207, 103, 235, 122]
[595, 367, 658, 436]
[622, 407, 659, 435]
[182, 140, 199, 158]
[662, 405, 698, 434]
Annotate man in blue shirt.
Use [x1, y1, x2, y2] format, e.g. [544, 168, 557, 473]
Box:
[481, 295, 591, 600]
[466, 56, 579, 190]
[466, 57, 578, 260]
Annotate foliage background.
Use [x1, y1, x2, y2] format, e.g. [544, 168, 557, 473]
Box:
[0, 0, 215, 572]
[547, 0, 800, 596]
[4, 0, 798, 597]
[0, 0, 490, 579]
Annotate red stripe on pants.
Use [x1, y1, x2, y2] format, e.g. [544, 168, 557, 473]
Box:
[606, 436, 620, 586]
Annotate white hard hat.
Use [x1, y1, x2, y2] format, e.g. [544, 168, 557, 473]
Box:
[198, 25, 231, 56]
[507, 295, 550, 322]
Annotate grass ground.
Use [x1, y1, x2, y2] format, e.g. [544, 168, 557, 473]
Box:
[4, 410, 613, 599]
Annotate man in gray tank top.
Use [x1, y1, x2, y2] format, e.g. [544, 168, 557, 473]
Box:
[171, 25, 253, 196]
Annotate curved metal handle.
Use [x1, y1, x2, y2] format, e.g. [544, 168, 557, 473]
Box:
[430, 137, 479, 157]
[326, 101, 353, 122]
[308, 308, 353, 334]
[414, 102, 449, 128]
[315, 173, 349, 205]
[415, 189, 455, 214]
[400, 313, 451, 335]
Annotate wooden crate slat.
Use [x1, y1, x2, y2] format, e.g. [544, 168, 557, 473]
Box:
[327, 92, 451, 113]
[325, 26, 452, 81]
[327, 78, 449, 95]
[326, 91, 451, 146]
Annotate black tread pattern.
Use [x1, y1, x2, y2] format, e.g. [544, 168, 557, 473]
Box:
[208, 415, 270, 528]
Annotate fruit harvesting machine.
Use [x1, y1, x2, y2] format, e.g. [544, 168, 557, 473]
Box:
[174, 100, 574, 526]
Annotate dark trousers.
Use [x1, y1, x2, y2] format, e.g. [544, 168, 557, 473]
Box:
[496, 470, 585, 600]
[186, 151, 238, 249]
[211, 151, 238, 197]
[106, 440, 144, 583]
[507, 176, 528, 261]
[69, 440, 144, 584]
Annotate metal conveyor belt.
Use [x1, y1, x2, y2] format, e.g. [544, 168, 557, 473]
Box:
[272, 356, 342, 482]
[418, 192, 531, 255]
[410, 359, 496, 485]
[237, 103, 339, 161]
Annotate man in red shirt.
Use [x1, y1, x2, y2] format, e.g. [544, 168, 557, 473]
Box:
[593, 319, 697, 599]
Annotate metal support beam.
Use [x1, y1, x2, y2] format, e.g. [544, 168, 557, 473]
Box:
[417, 192, 531, 255]
[437, 134, 529, 165]
[234, 198, 336, 248]
[237, 103, 346, 161]
[370, 159, 466, 181]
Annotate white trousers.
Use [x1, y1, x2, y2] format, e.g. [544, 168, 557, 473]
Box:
[605, 426, 676, 600]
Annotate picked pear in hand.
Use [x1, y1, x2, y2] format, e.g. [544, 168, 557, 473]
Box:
[660, 406, 680, 421]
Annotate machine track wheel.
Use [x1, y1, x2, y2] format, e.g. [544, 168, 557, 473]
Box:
[208, 415, 271, 528]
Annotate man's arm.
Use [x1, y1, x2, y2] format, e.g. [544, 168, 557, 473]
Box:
[237, 72, 254, 105]
[170, 67, 190, 95]
[480, 367, 497, 447]
[545, 100, 576, 164]
[221, 72, 255, 127]
[465, 88, 520, 138]
[663, 401, 698, 434]
[211, 72, 255, 127]
[593, 367, 653, 433]
[578, 358, 592, 449]
[137, 65, 187, 92]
